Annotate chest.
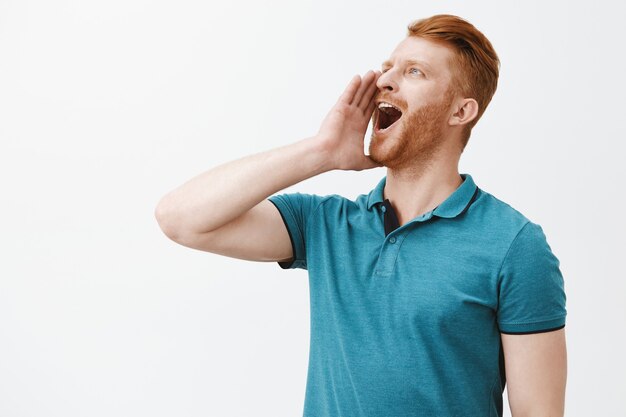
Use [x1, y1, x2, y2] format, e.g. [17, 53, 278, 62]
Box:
[306, 214, 503, 335]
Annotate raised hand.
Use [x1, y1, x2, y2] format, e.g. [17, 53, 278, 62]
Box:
[316, 70, 384, 171]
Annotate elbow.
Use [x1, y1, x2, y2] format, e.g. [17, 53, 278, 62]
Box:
[155, 197, 183, 241]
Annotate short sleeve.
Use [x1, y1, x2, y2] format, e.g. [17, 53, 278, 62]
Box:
[496, 221, 567, 334]
[267, 192, 325, 270]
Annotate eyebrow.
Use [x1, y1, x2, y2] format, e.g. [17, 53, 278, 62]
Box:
[381, 58, 433, 72]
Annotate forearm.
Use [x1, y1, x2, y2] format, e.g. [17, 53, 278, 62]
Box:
[155, 135, 332, 235]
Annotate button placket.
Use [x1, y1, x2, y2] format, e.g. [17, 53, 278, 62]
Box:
[375, 233, 405, 276]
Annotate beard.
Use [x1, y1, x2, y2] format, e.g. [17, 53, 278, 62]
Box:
[367, 89, 455, 174]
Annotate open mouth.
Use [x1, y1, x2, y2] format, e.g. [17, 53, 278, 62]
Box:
[375, 102, 403, 133]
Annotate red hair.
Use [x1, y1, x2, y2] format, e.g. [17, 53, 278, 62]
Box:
[407, 14, 500, 150]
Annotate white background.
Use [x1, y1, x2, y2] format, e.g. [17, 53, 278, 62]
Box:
[1, 0, 625, 416]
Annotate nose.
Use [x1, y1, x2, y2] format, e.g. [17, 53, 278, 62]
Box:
[376, 69, 397, 92]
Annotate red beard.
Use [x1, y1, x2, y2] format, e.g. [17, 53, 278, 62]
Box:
[368, 88, 456, 174]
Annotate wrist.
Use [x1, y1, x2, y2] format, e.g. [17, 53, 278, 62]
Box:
[299, 135, 337, 173]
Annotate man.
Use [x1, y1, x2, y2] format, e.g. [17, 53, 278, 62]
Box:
[155, 14, 567, 417]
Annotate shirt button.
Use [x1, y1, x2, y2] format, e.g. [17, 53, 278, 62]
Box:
[389, 236, 397, 243]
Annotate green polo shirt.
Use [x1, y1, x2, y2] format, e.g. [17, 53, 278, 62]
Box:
[267, 173, 567, 417]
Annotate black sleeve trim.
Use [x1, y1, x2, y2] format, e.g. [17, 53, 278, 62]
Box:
[268, 199, 297, 269]
[500, 324, 565, 335]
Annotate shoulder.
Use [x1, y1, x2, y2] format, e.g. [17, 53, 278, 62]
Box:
[467, 188, 556, 260]
[308, 190, 372, 212]
[474, 188, 535, 232]
[475, 190, 558, 270]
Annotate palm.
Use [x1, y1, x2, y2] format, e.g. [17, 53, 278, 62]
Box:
[317, 71, 383, 171]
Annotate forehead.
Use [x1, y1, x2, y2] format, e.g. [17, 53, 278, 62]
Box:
[382, 36, 454, 77]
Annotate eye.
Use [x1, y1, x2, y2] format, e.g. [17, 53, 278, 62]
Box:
[408, 67, 423, 76]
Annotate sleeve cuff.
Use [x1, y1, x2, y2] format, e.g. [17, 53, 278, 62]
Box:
[498, 316, 566, 334]
[268, 198, 307, 270]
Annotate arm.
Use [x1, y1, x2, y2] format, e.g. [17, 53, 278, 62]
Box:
[501, 328, 567, 417]
[154, 70, 382, 258]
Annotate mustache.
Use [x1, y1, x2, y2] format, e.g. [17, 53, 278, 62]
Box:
[374, 94, 407, 111]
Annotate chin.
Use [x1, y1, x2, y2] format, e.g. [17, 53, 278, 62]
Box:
[368, 133, 397, 166]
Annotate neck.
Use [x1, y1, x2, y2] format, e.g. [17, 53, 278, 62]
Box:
[383, 163, 463, 227]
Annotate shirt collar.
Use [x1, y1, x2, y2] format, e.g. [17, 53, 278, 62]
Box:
[366, 173, 478, 219]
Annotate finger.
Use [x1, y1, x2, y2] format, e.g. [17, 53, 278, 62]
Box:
[364, 71, 381, 116]
[352, 70, 374, 107]
[338, 74, 361, 105]
[365, 95, 377, 119]
[360, 70, 381, 113]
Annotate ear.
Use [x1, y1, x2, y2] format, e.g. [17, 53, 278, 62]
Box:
[448, 98, 479, 127]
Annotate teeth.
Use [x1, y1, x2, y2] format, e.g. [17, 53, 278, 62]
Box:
[378, 102, 400, 111]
